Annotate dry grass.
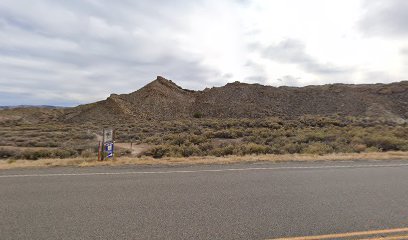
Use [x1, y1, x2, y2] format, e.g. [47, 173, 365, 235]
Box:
[1, 151, 408, 170]
[2, 117, 408, 160]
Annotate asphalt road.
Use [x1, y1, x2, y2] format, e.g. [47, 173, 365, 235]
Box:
[1, 160, 408, 239]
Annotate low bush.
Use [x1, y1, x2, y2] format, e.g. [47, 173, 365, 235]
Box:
[363, 135, 408, 151]
[210, 145, 235, 157]
[193, 112, 203, 118]
[0, 148, 17, 159]
[80, 149, 95, 158]
[352, 144, 367, 153]
[302, 142, 334, 155]
[2, 116, 408, 160]
[146, 145, 169, 158]
[241, 143, 271, 155]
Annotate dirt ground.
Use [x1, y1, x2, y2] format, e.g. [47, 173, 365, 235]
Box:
[114, 142, 151, 155]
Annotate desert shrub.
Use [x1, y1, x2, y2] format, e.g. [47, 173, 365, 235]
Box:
[213, 130, 237, 139]
[193, 112, 203, 118]
[330, 142, 354, 153]
[25, 141, 38, 147]
[146, 145, 169, 158]
[0, 149, 78, 160]
[257, 119, 282, 129]
[0, 148, 18, 159]
[363, 135, 407, 151]
[170, 135, 186, 146]
[232, 129, 244, 138]
[393, 127, 408, 138]
[198, 142, 213, 152]
[2, 116, 408, 160]
[264, 136, 276, 145]
[32, 141, 50, 147]
[192, 128, 203, 135]
[283, 142, 303, 154]
[302, 142, 334, 155]
[210, 145, 235, 157]
[203, 131, 215, 139]
[15, 138, 25, 143]
[189, 135, 207, 145]
[180, 145, 201, 157]
[353, 144, 367, 153]
[243, 135, 264, 144]
[241, 143, 271, 155]
[252, 128, 273, 138]
[268, 145, 285, 155]
[53, 149, 77, 159]
[365, 146, 381, 152]
[19, 150, 52, 160]
[48, 142, 60, 147]
[80, 149, 95, 158]
[165, 146, 182, 157]
[144, 136, 162, 144]
[25, 132, 41, 138]
[303, 130, 332, 142]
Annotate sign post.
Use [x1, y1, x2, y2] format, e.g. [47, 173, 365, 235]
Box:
[101, 128, 114, 161]
[97, 141, 102, 161]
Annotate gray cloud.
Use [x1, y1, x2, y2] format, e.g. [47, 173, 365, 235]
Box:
[276, 75, 302, 87]
[245, 75, 267, 84]
[359, 0, 408, 37]
[401, 47, 408, 66]
[262, 39, 352, 75]
[362, 71, 397, 84]
[0, 0, 405, 106]
[0, 0, 231, 106]
[244, 60, 268, 84]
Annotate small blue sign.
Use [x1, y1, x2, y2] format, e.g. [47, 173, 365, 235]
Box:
[105, 142, 114, 158]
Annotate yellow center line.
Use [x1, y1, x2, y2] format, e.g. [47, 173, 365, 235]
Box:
[269, 227, 408, 240]
[358, 234, 408, 240]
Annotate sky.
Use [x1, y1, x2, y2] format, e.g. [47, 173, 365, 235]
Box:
[0, 0, 407, 106]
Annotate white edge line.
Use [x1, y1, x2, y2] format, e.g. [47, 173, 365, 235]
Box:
[0, 163, 408, 178]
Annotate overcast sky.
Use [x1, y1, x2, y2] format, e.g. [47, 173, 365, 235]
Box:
[1, 0, 407, 106]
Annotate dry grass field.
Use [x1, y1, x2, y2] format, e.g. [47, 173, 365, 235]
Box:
[2, 151, 408, 170]
[1, 116, 408, 166]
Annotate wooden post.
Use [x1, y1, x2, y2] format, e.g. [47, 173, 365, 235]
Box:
[97, 141, 102, 161]
[102, 129, 105, 161]
[112, 129, 115, 161]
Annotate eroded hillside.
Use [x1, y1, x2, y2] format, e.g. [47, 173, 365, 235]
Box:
[60, 76, 408, 123]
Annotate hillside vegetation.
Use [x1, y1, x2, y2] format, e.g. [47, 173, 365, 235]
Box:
[1, 116, 407, 160]
[1, 77, 408, 161]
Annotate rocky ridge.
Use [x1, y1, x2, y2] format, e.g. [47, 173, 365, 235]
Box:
[60, 76, 408, 123]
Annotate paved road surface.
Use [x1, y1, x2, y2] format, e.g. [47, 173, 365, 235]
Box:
[1, 160, 408, 239]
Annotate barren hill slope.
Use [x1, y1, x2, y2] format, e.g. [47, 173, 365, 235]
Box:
[62, 76, 196, 122]
[54, 76, 408, 123]
[7, 77, 408, 123]
[193, 81, 408, 120]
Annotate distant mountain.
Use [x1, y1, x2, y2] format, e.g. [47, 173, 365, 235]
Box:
[0, 105, 63, 110]
[0, 106, 64, 124]
[60, 76, 408, 123]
